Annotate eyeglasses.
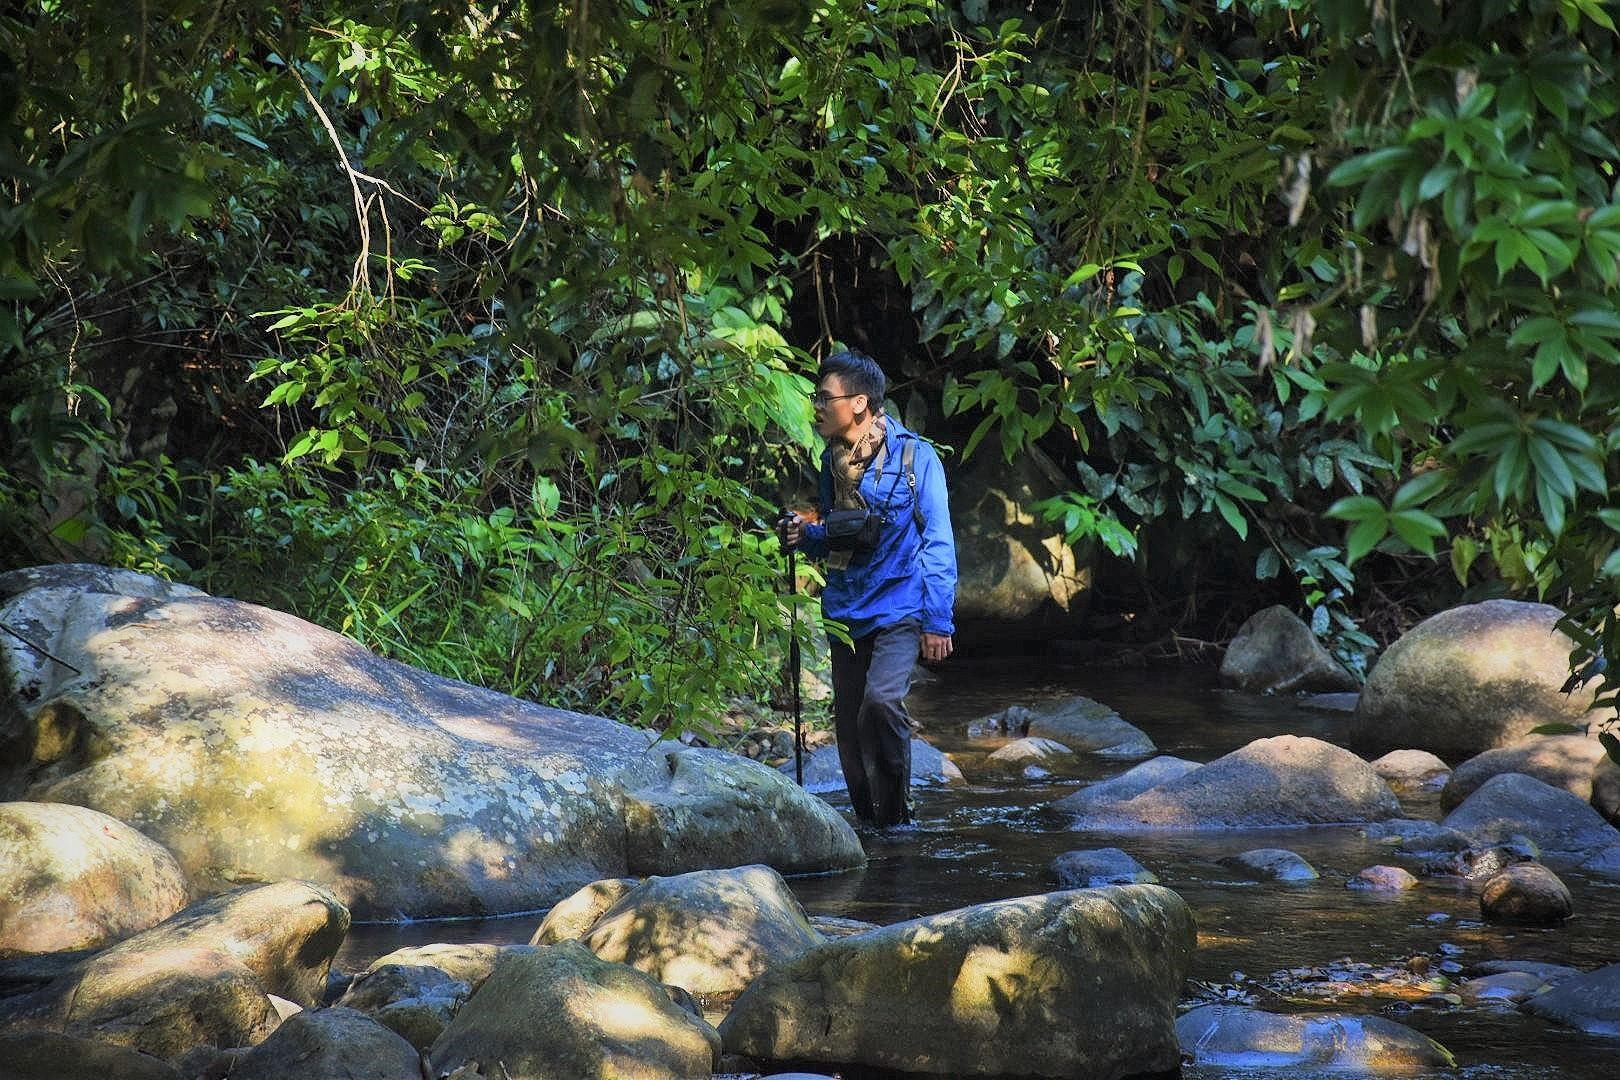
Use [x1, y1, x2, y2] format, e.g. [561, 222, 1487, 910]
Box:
[809, 392, 860, 407]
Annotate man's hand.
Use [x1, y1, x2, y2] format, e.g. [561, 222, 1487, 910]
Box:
[921, 632, 953, 662]
[779, 511, 805, 550]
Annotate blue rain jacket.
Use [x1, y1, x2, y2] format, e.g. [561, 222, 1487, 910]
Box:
[798, 417, 957, 639]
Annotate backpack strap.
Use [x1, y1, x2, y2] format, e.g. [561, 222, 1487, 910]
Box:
[903, 439, 925, 533]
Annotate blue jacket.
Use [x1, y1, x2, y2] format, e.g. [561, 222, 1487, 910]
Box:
[798, 417, 957, 639]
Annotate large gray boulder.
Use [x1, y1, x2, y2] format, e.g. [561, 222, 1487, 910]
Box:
[0, 880, 347, 1060]
[427, 943, 721, 1080]
[1176, 1005, 1454, 1069]
[950, 447, 1091, 630]
[0, 1031, 182, 1080]
[1067, 735, 1401, 830]
[1220, 605, 1357, 694]
[0, 566, 862, 919]
[1050, 756, 1202, 816]
[1352, 600, 1601, 756]
[1440, 735, 1609, 810]
[1441, 772, 1620, 858]
[0, 801, 189, 957]
[718, 885, 1195, 1079]
[577, 865, 822, 1004]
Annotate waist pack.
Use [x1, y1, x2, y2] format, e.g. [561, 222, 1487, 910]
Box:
[822, 439, 928, 553]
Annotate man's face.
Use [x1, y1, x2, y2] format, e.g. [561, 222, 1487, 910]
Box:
[813, 374, 866, 441]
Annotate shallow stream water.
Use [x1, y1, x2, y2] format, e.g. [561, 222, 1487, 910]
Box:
[342, 654, 1620, 1079]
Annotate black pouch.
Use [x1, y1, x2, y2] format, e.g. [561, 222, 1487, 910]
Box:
[824, 507, 882, 551]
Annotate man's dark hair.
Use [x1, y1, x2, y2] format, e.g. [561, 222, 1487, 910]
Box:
[818, 349, 887, 407]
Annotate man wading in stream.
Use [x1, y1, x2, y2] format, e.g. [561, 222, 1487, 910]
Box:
[780, 350, 957, 829]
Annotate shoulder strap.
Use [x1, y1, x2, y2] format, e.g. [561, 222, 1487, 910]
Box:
[903, 439, 925, 532]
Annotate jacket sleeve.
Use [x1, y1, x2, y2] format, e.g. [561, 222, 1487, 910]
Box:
[916, 442, 957, 636]
[796, 453, 834, 560]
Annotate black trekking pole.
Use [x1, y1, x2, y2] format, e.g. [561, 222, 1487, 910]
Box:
[779, 508, 804, 786]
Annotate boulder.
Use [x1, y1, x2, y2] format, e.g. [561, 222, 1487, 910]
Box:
[1176, 1005, 1454, 1070]
[1220, 849, 1318, 882]
[1480, 863, 1572, 925]
[0, 800, 189, 957]
[1592, 753, 1620, 824]
[531, 878, 640, 944]
[778, 738, 961, 796]
[0, 880, 348, 1059]
[1522, 961, 1620, 1035]
[1440, 736, 1608, 810]
[1050, 757, 1202, 816]
[719, 885, 1195, 1079]
[1441, 772, 1620, 858]
[0, 1030, 182, 1080]
[1219, 605, 1357, 694]
[1369, 750, 1451, 796]
[226, 1006, 424, 1080]
[0, 567, 863, 919]
[1066, 735, 1401, 830]
[949, 447, 1091, 631]
[427, 943, 720, 1080]
[579, 865, 822, 1004]
[358, 943, 509, 993]
[970, 696, 1155, 761]
[1048, 847, 1158, 887]
[1352, 599, 1601, 756]
[1347, 865, 1419, 891]
[338, 963, 469, 1050]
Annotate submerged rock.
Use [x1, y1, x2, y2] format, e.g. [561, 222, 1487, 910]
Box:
[1480, 863, 1573, 925]
[427, 942, 720, 1080]
[1219, 605, 1357, 695]
[0, 801, 189, 957]
[1522, 961, 1620, 1035]
[1352, 599, 1601, 757]
[969, 695, 1155, 760]
[1220, 849, 1318, 882]
[1048, 847, 1159, 887]
[718, 884, 1195, 1079]
[0, 566, 863, 919]
[1347, 865, 1419, 892]
[1067, 735, 1400, 830]
[1176, 1005, 1454, 1070]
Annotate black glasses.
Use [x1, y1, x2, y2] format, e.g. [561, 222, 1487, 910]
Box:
[809, 391, 859, 407]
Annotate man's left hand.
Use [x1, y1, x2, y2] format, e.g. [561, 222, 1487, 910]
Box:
[921, 633, 953, 662]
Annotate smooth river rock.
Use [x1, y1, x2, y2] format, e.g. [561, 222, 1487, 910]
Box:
[1441, 772, 1620, 858]
[427, 942, 721, 1080]
[0, 880, 347, 1060]
[1479, 863, 1573, 925]
[1067, 735, 1401, 830]
[1522, 961, 1620, 1035]
[1050, 756, 1203, 816]
[226, 1006, 423, 1080]
[1352, 599, 1601, 757]
[719, 884, 1195, 1079]
[0, 565, 862, 919]
[0, 800, 189, 957]
[970, 695, 1156, 761]
[1220, 605, 1357, 694]
[1440, 735, 1609, 810]
[777, 737, 962, 795]
[1176, 1005, 1454, 1069]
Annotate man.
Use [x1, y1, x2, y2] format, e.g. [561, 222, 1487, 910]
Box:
[781, 350, 957, 828]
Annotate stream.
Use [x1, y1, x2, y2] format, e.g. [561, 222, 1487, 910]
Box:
[341, 653, 1620, 1078]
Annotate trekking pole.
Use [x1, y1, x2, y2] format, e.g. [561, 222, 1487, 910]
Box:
[780, 509, 804, 785]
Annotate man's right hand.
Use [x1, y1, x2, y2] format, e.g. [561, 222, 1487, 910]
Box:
[779, 511, 804, 550]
